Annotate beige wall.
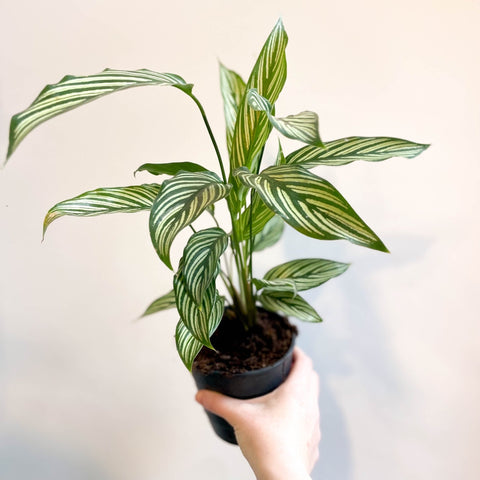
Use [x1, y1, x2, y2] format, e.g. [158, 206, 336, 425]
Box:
[1, 1, 479, 479]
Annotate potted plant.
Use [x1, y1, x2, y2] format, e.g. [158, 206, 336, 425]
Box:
[5, 19, 428, 443]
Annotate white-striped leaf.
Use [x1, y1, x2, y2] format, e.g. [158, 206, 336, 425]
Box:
[238, 193, 275, 240]
[229, 19, 288, 173]
[219, 63, 246, 155]
[141, 290, 176, 317]
[276, 140, 286, 165]
[149, 171, 231, 269]
[284, 136, 430, 167]
[252, 215, 285, 252]
[174, 259, 223, 348]
[247, 89, 323, 147]
[43, 183, 162, 236]
[259, 290, 322, 323]
[183, 228, 229, 305]
[7, 69, 192, 159]
[135, 162, 207, 176]
[234, 165, 388, 252]
[264, 258, 349, 291]
[175, 319, 204, 371]
[253, 278, 297, 296]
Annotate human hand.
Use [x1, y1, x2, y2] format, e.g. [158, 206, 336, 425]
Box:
[195, 347, 320, 480]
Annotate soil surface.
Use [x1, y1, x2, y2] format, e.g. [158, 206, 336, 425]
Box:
[193, 307, 298, 375]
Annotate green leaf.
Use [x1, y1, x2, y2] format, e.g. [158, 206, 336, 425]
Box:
[252, 215, 285, 252]
[259, 290, 322, 322]
[247, 89, 324, 147]
[174, 259, 223, 348]
[141, 290, 176, 317]
[43, 183, 162, 237]
[135, 162, 207, 176]
[276, 140, 286, 165]
[149, 171, 231, 269]
[253, 278, 297, 296]
[183, 228, 229, 304]
[219, 63, 246, 155]
[234, 165, 388, 253]
[285, 136, 430, 167]
[264, 258, 350, 291]
[238, 193, 275, 241]
[229, 19, 288, 173]
[175, 319, 204, 371]
[7, 69, 193, 159]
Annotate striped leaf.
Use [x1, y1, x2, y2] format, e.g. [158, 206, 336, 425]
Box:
[175, 319, 204, 371]
[141, 290, 176, 317]
[252, 215, 285, 252]
[135, 162, 207, 176]
[247, 89, 323, 147]
[285, 136, 430, 167]
[43, 183, 162, 236]
[7, 69, 192, 159]
[219, 63, 246, 154]
[253, 278, 297, 296]
[149, 171, 231, 269]
[259, 290, 322, 323]
[276, 140, 286, 165]
[229, 19, 288, 173]
[174, 259, 223, 348]
[264, 258, 350, 291]
[238, 193, 275, 241]
[234, 165, 388, 252]
[183, 228, 229, 304]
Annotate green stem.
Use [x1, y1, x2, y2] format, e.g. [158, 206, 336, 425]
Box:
[189, 92, 227, 184]
[248, 190, 255, 316]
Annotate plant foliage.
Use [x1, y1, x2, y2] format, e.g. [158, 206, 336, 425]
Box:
[6, 19, 429, 370]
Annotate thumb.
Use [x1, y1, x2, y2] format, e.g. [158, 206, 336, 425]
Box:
[195, 389, 244, 424]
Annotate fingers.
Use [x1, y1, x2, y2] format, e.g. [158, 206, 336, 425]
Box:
[195, 389, 244, 424]
[282, 347, 317, 392]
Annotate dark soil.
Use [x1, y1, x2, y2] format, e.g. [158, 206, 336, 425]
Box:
[193, 307, 298, 375]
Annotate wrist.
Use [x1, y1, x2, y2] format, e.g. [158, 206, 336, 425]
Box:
[254, 462, 311, 480]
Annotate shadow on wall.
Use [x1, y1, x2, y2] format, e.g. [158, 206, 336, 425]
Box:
[282, 227, 432, 480]
[0, 430, 113, 480]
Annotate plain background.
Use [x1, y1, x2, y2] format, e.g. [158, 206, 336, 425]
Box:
[1, 1, 479, 479]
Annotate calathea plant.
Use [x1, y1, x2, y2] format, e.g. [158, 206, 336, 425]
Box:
[6, 20, 428, 370]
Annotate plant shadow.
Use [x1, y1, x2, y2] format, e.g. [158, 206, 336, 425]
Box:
[281, 227, 432, 480]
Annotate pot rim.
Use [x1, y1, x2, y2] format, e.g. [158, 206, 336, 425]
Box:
[192, 332, 297, 378]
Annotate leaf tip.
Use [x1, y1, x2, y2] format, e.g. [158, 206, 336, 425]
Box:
[377, 240, 390, 254]
[420, 143, 431, 152]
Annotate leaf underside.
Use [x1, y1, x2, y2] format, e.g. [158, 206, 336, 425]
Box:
[135, 162, 208, 176]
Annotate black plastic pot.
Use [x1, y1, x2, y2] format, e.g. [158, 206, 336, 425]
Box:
[192, 334, 296, 444]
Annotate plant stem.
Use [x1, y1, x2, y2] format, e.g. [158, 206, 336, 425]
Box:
[189, 93, 227, 184]
[248, 190, 256, 324]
